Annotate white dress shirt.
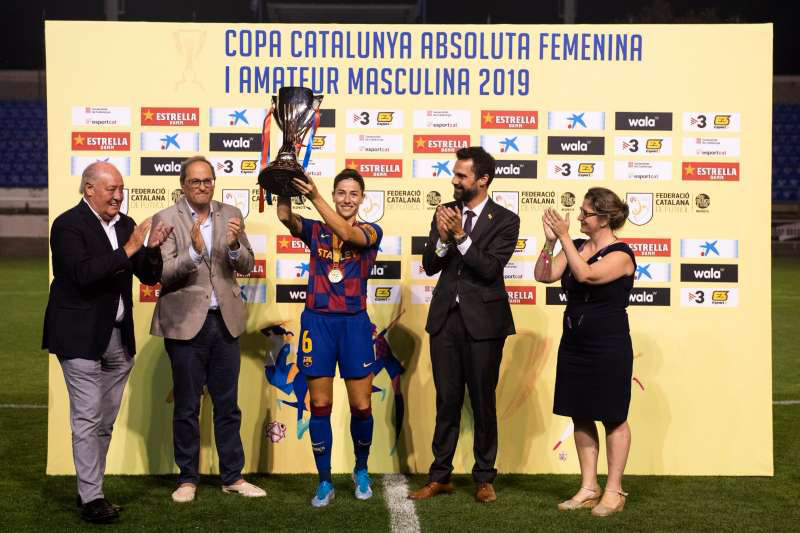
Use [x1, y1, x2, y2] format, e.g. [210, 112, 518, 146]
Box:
[186, 200, 240, 309]
[83, 198, 125, 322]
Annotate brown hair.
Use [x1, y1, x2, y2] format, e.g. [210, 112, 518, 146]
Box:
[584, 187, 629, 230]
[179, 156, 216, 184]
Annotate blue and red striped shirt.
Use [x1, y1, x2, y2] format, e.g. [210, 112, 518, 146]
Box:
[295, 217, 382, 314]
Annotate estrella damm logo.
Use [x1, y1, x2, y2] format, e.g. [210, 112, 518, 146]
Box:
[714, 115, 731, 127]
[645, 139, 663, 151]
[376, 112, 395, 125]
[515, 239, 527, 251]
[711, 290, 729, 303]
[578, 163, 595, 175]
[240, 160, 257, 172]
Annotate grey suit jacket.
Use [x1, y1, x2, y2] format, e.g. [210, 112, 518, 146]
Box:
[150, 199, 254, 340]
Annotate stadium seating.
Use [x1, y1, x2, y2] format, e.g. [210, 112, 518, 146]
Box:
[0, 100, 47, 188]
[773, 104, 800, 203]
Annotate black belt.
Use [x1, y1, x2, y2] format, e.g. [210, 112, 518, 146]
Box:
[207, 308, 222, 315]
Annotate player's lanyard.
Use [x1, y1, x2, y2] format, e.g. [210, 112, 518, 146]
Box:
[328, 234, 344, 283]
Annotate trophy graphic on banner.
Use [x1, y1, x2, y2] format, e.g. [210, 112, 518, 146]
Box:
[257, 87, 323, 201]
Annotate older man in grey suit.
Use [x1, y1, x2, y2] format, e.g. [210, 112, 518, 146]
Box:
[150, 155, 265, 502]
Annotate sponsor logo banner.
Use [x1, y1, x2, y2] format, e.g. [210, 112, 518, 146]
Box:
[141, 132, 199, 152]
[614, 112, 673, 131]
[411, 284, 435, 305]
[547, 111, 605, 131]
[547, 160, 605, 180]
[124, 187, 178, 211]
[682, 162, 739, 181]
[614, 136, 672, 156]
[614, 161, 672, 181]
[506, 286, 536, 304]
[481, 110, 538, 129]
[209, 157, 259, 177]
[680, 239, 739, 259]
[492, 191, 519, 214]
[682, 137, 741, 157]
[305, 158, 336, 179]
[681, 288, 739, 307]
[413, 134, 470, 153]
[358, 191, 385, 223]
[346, 134, 403, 154]
[680, 263, 739, 282]
[514, 236, 538, 256]
[236, 259, 267, 279]
[494, 159, 537, 179]
[683, 112, 741, 132]
[628, 287, 671, 306]
[621, 238, 671, 257]
[276, 235, 311, 254]
[71, 156, 131, 176]
[209, 133, 262, 152]
[276, 259, 310, 280]
[71, 132, 130, 151]
[411, 236, 429, 255]
[346, 158, 403, 177]
[520, 190, 557, 211]
[412, 159, 454, 178]
[140, 157, 185, 176]
[503, 261, 535, 281]
[481, 135, 538, 154]
[318, 109, 336, 128]
[634, 262, 671, 283]
[367, 284, 401, 304]
[410, 260, 439, 280]
[209, 107, 267, 127]
[413, 109, 471, 129]
[369, 260, 402, 279]
[276, 284, 308, 303]
[309, 134, 336, 153]
[347, 109, 404, 129]
[221, 189, 251, 218]
[547, 136, 604, 155]
[249, 234, 267, 254]
[72, 106, 131, 126]
[139, 283, 161, 302]
[626, 192, 654, 226]
[378, 235, 402, 256]
[240, 284, 267, 304]
[141, 107, 199, 126]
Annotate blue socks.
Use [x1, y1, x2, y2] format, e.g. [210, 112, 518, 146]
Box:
[350, 406, 373, 472]
[309, 404, 333, 483]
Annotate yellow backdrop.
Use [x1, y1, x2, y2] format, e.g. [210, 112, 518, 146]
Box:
[46, 21, 773, 476]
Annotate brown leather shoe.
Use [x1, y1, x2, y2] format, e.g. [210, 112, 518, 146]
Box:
[475, 483, 497, 503]
[407, 481, 455, 500]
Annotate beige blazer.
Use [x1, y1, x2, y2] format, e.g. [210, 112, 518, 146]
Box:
[150, 199, 254, 340]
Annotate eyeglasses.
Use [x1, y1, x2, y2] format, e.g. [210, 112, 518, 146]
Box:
[186, 178, 215, 189]
[579, 208, 603, 218]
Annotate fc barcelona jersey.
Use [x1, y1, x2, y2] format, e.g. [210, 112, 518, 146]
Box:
[295, 217, 382, 314]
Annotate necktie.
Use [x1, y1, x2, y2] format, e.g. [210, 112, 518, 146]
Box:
[463, 210, 476, 236]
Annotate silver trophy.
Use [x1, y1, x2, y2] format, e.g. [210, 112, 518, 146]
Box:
[257, 87, 323, 197]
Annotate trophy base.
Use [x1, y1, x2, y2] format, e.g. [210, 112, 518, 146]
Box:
[257, 161, 309, 198]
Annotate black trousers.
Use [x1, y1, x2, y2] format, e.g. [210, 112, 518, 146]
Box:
[165, 311, 244, 485]
[428, 305, 505, 484]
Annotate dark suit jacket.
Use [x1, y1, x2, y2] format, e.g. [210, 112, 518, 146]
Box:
[42, 200, 163, 360]
[422, 198, 520, 340]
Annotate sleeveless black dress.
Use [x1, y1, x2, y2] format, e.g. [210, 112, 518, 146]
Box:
[552, 239, 636, 423]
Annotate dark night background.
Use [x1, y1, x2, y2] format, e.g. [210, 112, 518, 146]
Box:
[0, 0, 796, 74]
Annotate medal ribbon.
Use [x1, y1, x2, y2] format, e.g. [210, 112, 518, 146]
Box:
[302, 108, 321, 171]
[331, 233, 342, 279]
[258, 108, 273, 212]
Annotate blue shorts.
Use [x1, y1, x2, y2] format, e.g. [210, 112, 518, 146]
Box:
[298, 309, 376, 379]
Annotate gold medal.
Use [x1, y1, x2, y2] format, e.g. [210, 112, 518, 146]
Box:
[328, 268, 344, 283]
[328, 232, 344, 283]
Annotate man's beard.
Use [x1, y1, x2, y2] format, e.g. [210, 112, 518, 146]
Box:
[453, 185, 477, 204]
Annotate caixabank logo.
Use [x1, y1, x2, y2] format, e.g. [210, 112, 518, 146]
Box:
[680, 264, 738, 282]
[71, 132, 130, 151]
[547, 136, 605, 155]
[141, 132, 200, 152]
[680, 239, 739, 259]
[141, 107, 199, 126]
[614, 112, 672, 131]
[209, 133, 262, 152]
[494, 160, 537, 179]
[481, 110, 538, 129]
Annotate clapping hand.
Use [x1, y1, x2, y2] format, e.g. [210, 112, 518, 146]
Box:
[146, 221, 173, 248]
[543, 208, 570, 239]
[226, 217, 242, 250]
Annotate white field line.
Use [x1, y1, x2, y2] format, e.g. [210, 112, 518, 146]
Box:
[383, 474, 421, 533]
[773, 400, 800, 405]
[0, 404, 47, 409]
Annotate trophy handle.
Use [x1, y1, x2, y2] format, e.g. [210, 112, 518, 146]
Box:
[271, 96, 282, 129]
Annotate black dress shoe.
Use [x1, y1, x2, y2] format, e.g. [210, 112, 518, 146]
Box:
[80, 498, 119, 524]
[77, 495, 122, 513]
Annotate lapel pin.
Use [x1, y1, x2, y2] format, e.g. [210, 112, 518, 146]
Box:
[488, 213, 493, 220]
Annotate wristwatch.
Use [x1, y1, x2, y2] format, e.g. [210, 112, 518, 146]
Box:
[453, 232, 469, 246]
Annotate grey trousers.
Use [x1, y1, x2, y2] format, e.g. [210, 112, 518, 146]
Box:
[58, 328, 133, 503]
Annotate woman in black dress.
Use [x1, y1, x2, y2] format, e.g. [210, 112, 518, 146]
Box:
[534, 188, 635, 517]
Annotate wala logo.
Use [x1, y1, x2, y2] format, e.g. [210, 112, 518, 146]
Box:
[682, 162, 740, 181]
[276, 235, 310, 254]
[140, 283, 161, 302]
[547, 136, 605, 155]
[506, 286, 536, 304]
[494, 160, 537, 179]
[680, 264, 738, 282]
[236, 259, 267, 279]
[621, 238, 671, 257]
[614, 112, 673, 131]
[140, 157, 184, 176]
[72, 132, 130, 151]
[141, 107, 199, 126]
[276, 284, 307, 303]
[413, 135, 470, 153]
[481, 110, 538, 129]
[345, 159, 403, 177]
[209, 133, 262, 152]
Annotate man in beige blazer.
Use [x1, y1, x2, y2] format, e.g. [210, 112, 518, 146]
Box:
[151, 155, 265, 502]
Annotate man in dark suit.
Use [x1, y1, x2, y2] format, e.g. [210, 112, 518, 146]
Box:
[43, 161, 170, 523]
[408, 146, 519, 503]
